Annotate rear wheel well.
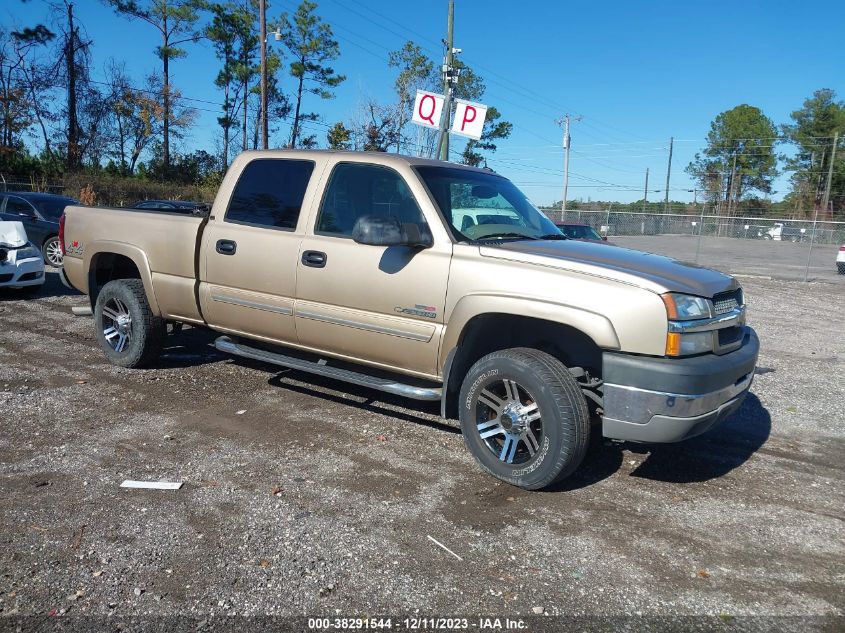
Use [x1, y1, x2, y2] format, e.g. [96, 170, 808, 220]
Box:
[88, 253, 142, 308]
[443, 314, 603, 419]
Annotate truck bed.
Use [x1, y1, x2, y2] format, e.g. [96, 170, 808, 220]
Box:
[62, 205, 207, 323]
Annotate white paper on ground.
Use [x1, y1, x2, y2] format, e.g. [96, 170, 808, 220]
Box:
[120, 480, 183, 490]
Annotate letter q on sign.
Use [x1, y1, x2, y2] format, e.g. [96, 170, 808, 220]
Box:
[412, 90, 445, 130]
[451, 99, 488, 140]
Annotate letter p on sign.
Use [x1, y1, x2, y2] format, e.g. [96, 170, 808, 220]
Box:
[451, 99, 487, 140]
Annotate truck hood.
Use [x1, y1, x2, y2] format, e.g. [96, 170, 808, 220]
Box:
[0, 221, 28, 248]
[479, 239, 738, 297]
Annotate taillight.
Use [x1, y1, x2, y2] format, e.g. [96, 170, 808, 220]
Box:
[840, 245, 845, 252]
[59, 213, 66, 255]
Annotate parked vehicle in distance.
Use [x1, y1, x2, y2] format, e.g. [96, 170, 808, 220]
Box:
[0, 221, 45, 291]
[837, 245, 845, 274]
[0, 192, 78, 267]
[62, 150, 759, 490]
[131, 199, 210, 215]
[555, 222, 609, 243]
[758, 222, 804, 242]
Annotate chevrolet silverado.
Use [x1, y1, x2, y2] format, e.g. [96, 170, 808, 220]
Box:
[61, 150, 759, 490]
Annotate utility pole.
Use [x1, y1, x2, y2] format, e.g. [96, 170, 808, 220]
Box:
[663, 136, 673, 212]
[557, 113, 581, 220]
[65, 2, 80, 171]
[821, 131, 838, 215]
[642, 167, 649, 213]
[437, 0, 455, 161]
[259, 0, 268, 149]
[805, 131, 838, 282]
[727, 152, 738, 217]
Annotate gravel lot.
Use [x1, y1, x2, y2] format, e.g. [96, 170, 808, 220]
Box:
[613, 235, 842, 283]
[0, 270, 843, 628]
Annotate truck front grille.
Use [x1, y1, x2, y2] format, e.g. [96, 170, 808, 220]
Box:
[713, 289, 743, 314]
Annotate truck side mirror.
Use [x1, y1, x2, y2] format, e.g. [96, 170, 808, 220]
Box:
[352, 215, 433, 248]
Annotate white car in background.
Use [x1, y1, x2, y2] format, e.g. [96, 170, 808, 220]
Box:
[0, 221, 46, 291]
[837, 245, 845, 275]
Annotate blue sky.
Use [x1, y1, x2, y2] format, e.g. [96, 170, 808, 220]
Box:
[4, 0, 844, 206]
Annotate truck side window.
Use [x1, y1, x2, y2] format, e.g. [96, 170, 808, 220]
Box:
[225, 159, 315, 230]
[316, 163, 429, 238]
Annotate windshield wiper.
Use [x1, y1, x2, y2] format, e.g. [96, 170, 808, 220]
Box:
[477, 232, 539, 241]
[536, 234, 569, 240]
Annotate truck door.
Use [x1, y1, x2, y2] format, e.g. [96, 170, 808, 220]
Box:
[199, 157, 318, 344]
[294, 162, 452, 378]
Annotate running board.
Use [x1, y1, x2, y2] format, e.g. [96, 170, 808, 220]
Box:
[214, 336, 442, 401]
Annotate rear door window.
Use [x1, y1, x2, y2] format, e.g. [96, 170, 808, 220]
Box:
[225, 159, 315, 230]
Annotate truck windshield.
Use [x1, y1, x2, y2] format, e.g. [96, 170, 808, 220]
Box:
[415, 166, 561, 242]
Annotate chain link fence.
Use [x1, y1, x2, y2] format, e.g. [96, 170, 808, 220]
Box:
[543, 208, 845, 245]
[542, 208, 845, 282]
[0, 174, 213, 207]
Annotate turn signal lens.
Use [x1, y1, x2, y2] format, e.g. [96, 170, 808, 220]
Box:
[661, 294, 678, 319]
[666, 331, 714, 357]
[666, 332, 682, 356]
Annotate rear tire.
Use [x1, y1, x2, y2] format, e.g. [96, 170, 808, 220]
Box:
[837, 262, 845, 275]
[42, 236, 63, 267]
[458, 348, 590, 490]
[93, 279, 164, 368]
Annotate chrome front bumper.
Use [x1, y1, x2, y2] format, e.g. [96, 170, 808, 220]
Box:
[601, 328, 759, 443]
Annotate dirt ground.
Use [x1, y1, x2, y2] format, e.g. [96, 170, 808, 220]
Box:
[0, 271, 843, 629]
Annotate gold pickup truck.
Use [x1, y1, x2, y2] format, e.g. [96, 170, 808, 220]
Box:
[61, 150, 758, 490]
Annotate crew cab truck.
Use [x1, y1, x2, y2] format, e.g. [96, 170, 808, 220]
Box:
[61, 150, 759, 490]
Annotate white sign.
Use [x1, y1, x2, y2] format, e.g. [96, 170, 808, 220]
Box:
[412, 90, 445, 130]
[450, 99, 488, 140]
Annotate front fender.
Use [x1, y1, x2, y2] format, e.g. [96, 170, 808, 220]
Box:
[83, 241, 161, 315]
[438, 293, 620, 371]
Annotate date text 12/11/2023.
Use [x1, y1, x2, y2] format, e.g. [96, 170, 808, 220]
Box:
[307, 617, 529, 630]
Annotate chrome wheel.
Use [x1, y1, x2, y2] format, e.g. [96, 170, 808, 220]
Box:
[474, 379, 543, 465]
[102, 298, 132, 353]
[44, 238, 63, 267]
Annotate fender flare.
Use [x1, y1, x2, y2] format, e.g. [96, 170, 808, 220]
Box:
[438, 293, 620, 373]
[84, 241, 161, 315]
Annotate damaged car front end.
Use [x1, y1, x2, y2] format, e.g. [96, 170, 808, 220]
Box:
[0, 221, 45, 290]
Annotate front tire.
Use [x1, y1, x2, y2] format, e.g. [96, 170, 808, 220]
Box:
[93, 279, 165, 368]
[42, 236, 63, 267]
[459, 348, 590, 490]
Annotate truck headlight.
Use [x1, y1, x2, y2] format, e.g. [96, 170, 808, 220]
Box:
[662, 293, 716, 356]
[15, 243, 41, 260]
[661, 293, 713, 320]
[665, 331, 714, 356]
